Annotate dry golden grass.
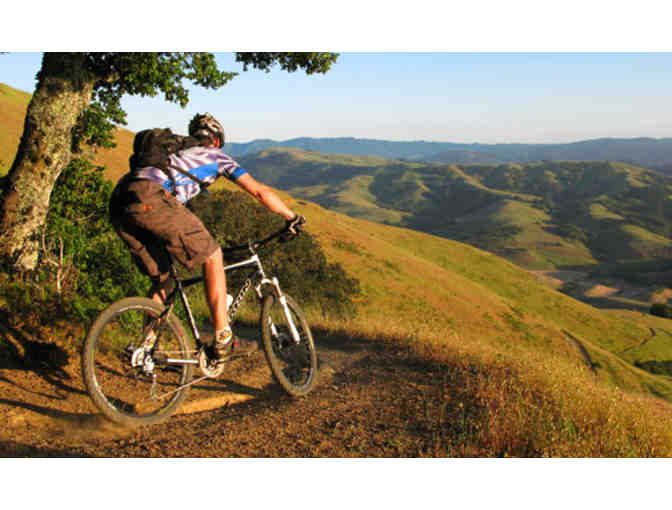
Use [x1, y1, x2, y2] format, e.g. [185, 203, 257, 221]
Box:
[290, 199, 672, 456]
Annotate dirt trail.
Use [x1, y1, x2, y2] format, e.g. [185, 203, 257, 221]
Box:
[0, 325, 453, 457]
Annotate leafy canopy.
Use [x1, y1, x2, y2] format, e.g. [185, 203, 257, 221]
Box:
[73, 52, 338, 150]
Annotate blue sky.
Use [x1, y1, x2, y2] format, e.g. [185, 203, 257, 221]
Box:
[2, 51, 672, 144]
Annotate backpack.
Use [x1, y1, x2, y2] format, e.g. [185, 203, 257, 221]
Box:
[129, 128, 211, 194]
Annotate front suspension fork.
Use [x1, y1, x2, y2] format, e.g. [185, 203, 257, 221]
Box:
[263, 277, 301, 344]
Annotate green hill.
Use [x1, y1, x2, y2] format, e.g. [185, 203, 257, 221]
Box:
[240, 148, 672, 272]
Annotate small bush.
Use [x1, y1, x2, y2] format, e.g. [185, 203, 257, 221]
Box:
[1, 161, 359, 326]
[190, 189, 360, 318]
[1, 158, 150, 324]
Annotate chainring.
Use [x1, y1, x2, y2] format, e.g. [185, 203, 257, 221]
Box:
[198, 349, 226, 378]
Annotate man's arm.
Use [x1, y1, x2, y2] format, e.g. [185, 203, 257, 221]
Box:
[235, 173, 296, 220]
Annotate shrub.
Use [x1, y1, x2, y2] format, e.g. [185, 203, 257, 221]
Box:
[190, 189, 360, 317]
[1, 158, 150, 324]
[1, 161, 359, 325]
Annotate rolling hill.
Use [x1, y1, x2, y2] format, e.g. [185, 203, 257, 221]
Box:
[227, 136, 672, 173]
[4, 81, 671, 277]
[239, 148, 672, 274]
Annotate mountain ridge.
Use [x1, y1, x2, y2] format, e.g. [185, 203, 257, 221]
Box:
[4, 81, 672, 172]
[227, 135, 672, 171]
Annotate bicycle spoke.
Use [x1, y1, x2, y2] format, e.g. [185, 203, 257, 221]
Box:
[83, 298, 193, 426]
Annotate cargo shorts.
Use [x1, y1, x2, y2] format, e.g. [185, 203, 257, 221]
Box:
[109, 176, 219, 283]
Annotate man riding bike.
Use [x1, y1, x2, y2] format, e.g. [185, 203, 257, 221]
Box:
[109, 113, 306, 361]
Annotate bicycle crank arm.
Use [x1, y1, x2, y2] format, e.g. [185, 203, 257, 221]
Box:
[152, 352, 199, 366]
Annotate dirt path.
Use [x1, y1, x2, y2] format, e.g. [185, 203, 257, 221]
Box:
[0, 325, 453, 457]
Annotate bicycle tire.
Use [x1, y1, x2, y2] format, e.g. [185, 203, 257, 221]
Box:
[82, 297, 194, 427]
[260, 293, 318, 397]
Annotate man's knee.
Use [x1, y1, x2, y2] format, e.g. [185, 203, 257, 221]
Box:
[204, 246, 223, 267]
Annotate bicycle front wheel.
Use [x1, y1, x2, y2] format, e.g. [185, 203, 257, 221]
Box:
[260, 293, 318, 397]
[82, 297, 194, 427]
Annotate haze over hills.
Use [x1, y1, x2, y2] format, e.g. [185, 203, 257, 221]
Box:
[228, 136, 672, 174]
[4, 81, 672, 174]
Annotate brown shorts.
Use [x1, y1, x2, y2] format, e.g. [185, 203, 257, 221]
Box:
[109, 177, 219, 282]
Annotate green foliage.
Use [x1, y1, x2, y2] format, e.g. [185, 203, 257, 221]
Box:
[635, 360, 672, 377]
[1, 160, 358, 323]
[70, 52, 337, 153]
[190, 189, 359, 318]
[235, 52, 339, 75]
[0, 158, 150, 322]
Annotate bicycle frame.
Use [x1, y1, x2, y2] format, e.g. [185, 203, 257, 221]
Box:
[83, 224, 317, 423]
[147, 232, 303, 370]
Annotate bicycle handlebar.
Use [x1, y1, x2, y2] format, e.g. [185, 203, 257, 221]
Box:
[220, 224, 297, 256]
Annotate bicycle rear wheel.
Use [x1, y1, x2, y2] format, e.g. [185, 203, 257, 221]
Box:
[260, 293, 318, 397]
[82, 297, 194, 427]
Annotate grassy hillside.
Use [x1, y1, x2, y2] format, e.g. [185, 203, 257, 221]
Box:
[0, 82, 133, 180]
[273, 187, 672, 455]
[0, 83, 30, 174]
[240, 148, 672, 272]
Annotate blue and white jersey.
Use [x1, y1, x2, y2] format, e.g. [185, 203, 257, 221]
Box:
[134, 146, 248, 203]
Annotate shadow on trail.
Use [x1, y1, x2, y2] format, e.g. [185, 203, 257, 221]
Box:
[0, 309, 86, 398]
[189, 376, 266, 398]
[0, 440, 90, 458]
[0, 397, 105, 426]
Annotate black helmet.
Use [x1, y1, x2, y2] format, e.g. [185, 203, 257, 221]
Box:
[188, 113, 225, 147]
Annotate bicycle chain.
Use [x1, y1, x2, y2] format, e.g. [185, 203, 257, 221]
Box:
[228, 278, 251, 320]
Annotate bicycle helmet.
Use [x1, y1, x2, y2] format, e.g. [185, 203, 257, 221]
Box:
[188, 112, 226, 147]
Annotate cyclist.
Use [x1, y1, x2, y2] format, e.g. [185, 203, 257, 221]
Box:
[109, 113, 306, 360]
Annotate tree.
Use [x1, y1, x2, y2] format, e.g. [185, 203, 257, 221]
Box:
[0, 52, 338, 271]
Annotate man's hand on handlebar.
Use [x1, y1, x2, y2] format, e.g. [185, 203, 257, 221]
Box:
[286, 214, 307, 235]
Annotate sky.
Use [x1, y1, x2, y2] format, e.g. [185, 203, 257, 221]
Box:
[2, 4, 672, 145]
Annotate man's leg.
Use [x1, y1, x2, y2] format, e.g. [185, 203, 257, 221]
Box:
[203, 247, 229, 332]
[149, 278, 172, 307]
[202, 247, 257, 359]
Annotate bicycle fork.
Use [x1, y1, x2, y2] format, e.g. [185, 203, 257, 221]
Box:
[264, 277, 302, 344]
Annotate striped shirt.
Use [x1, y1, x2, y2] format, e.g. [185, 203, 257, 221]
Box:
[133, 146, 248, 203]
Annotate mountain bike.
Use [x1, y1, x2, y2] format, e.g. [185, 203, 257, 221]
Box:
[81, 225, 318, 427]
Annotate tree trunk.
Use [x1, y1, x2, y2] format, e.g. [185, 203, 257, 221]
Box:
[0, 53, 94, 271]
